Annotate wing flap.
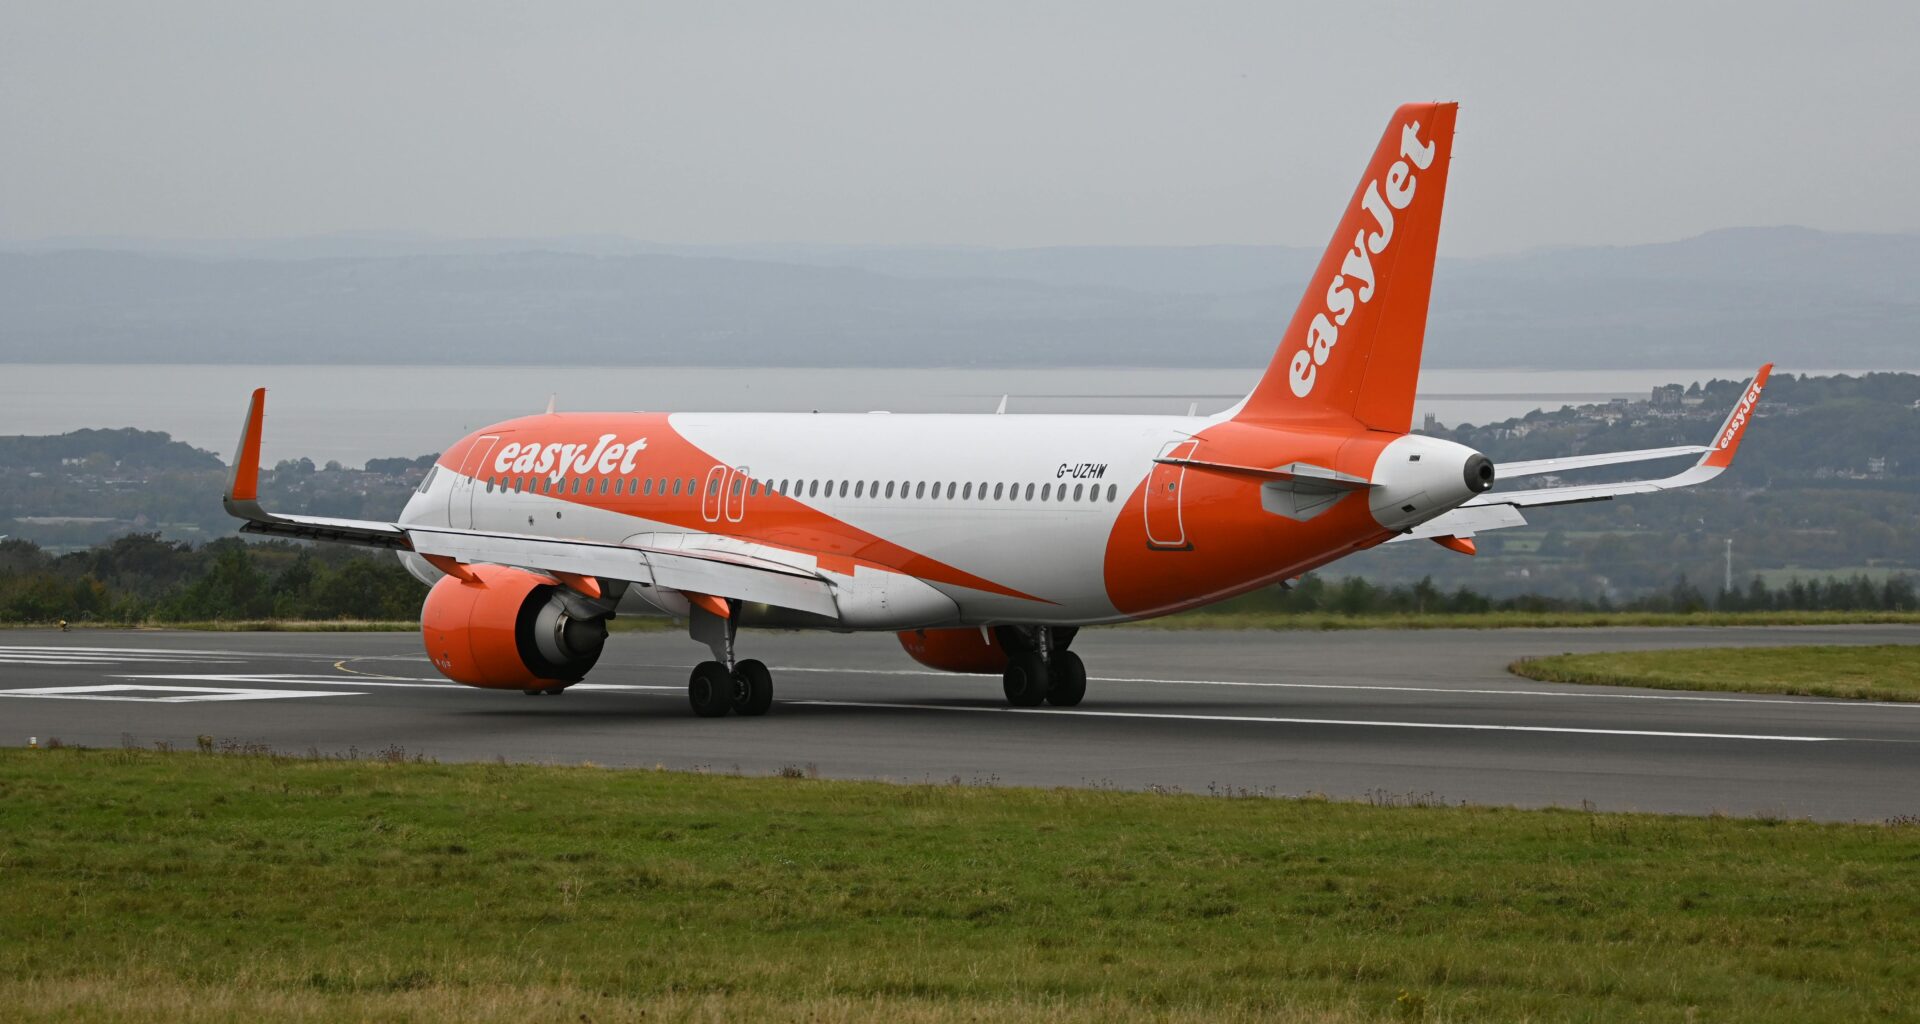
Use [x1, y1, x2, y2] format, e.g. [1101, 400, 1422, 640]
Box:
[408, 528, 839, 617]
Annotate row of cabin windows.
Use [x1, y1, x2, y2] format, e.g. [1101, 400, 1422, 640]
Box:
[483, 473, 1122, 505]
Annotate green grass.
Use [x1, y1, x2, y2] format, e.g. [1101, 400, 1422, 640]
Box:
[1511, 644, 1920, 702]
[3, 750, 1918, 1022]
[1120, 609, 1920, 631]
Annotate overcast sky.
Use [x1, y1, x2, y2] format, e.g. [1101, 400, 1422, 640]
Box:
[3, 1, 1915, 255]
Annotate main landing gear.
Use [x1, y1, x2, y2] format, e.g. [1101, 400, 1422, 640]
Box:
[688, 658, 772, 718]
[685, 598, 774, 718]
[998, 626, 1086, 708]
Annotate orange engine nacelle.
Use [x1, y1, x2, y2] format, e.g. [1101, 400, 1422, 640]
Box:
[421, 564, 611, 689]
[897, 627, 1011, 674]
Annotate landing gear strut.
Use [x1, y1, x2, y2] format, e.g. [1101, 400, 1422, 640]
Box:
[996, 626, 1086, 708]
[685, 598, 776, 717]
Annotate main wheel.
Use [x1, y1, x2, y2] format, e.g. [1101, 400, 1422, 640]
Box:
[688, 661, 733, 718]
[731, 659, 773, 717]
[1002, 652, 1050, 707]
[1045, 650, 1086, 707]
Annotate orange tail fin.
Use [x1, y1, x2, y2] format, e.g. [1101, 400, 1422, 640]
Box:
[1235, 102, 1458, 432]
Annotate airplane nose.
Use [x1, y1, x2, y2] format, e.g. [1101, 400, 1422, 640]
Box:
[1464, 454, 1495, 493]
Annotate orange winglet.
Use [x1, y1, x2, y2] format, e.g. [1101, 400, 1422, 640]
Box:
[1431, 535, 1476, 556]
[552, 571, 602, 600]
[1702, 363, 1772, 469]
[422, 553, 478, 583]
[686, 592, 731, 619]
[228, 387, 267, 502]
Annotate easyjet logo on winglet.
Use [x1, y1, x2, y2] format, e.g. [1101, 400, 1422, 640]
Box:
[493, 434, 649, 481]
[1287, 120, 1436, 399]
[1718, 378, 1763, 449]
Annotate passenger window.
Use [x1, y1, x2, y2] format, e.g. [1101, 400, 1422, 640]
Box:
[732, 478, 744, 496]
[1073, 483, 1083, 501]
[944, 482, 955, 499]
[671, 479, 681, 496]
[854, 480, 864, 498]
[914, 482, 925, 499]
[838, 481, 848, 498]
[485, 477, 494, 492]
[1107, 484, 1118, 501]
[1024, 483, 1035, 501]
[961, 482, 971, 499]
[885, 481, 895, 498]
[993, 483, 1003, 500]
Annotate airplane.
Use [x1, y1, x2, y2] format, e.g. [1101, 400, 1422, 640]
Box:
[223, 101, 1770, 717]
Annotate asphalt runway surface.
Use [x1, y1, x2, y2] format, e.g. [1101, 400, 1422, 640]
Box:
[3, 625, 1917, 821]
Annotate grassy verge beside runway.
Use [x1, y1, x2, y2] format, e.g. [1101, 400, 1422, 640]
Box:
[1120, 608, 1920, 631]
[4, 750, 1916, 1023]
[1510, 644, 1920, 702]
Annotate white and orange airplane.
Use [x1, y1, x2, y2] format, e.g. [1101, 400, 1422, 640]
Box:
[224, 102, 1769, 716]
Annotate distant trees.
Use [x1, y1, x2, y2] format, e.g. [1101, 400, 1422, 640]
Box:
[1208, 571, 1917, 618]
[0, 535, 425, 623]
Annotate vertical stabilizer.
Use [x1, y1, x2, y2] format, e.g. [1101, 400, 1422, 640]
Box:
[1236, 102, 1458, 432]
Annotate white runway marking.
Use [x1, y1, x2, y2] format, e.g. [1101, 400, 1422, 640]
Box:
[770, 666, 1920, 710]
[114, 673, 680, 693]
[783, 699, 1844, 742]
[0, 645, 247, 667]
[0, 684, 356, 703]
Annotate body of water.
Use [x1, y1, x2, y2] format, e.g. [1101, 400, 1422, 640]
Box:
[0, 364, 1850, 465]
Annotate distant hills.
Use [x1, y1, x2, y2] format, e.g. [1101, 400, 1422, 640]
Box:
[2, 227, 1915, 369]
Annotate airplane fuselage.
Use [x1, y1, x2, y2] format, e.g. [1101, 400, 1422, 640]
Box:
[398, 410, 1489, 628]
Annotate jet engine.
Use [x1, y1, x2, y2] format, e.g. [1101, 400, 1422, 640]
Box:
[897, 627, 1011, 674]
[420, 564, 613, 689]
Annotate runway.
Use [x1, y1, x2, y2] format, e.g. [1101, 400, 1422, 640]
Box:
[3, 625, 1917, 821]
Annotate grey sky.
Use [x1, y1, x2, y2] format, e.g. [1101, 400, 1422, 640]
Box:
[3, 1, 1915, 255]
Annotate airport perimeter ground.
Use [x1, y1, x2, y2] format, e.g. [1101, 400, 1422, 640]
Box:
[3, 624, 1918, 819]
[5, 626, 1919, 1022]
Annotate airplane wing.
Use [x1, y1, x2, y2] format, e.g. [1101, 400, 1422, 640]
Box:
[1394, 364, 1770, 545]
[220, 388, 838, 617]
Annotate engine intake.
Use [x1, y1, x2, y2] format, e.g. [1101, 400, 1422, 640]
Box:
[421, 564, 612, 688]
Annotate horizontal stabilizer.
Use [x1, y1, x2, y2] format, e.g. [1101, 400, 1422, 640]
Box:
[1465, 364, 1771, 513]
[1496, 445, 1706, 480]
[1153, 457, 1373, 490]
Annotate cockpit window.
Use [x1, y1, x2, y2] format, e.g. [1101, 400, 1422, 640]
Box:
[414, 465, 439, 494]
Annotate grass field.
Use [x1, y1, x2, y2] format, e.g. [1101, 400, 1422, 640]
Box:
[1510, 644, 1920, 702]
[1117, 609, 1920, 631]
[3, 750, 1917, 1022]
